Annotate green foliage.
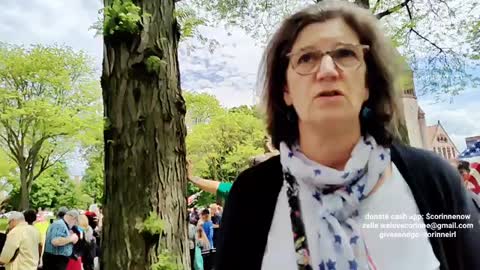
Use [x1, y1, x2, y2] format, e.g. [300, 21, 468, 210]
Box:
[4, 162, 92, 210]
[0, 219, 7, 231]
[187, 98, 266, 195]
[135, 212, 165, 235]
[468, 20, 480, 60]
[29, 162, 71, 209]
[145, 56, 167, 74]
[0, 150, 16, 205]
[56, 179, 93, 210]
[185, 94, 267, 204]
[81, 149, 104, 204]
[228, 105, 264, 120]
[0, 150, 15, 179]
[184, 91, 224, 128]
[151, 251, 181, 270]
[175, 7, 206, 40]
[103, 0, 143, 36]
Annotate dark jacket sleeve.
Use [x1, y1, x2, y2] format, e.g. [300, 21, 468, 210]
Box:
[215, 157, 283, 270]
[432, 154, 480, 270]
[392, 144, 480, 270]
[441, 163, 480, 270]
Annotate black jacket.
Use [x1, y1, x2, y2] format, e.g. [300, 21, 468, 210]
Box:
[216, 143, 480, 270]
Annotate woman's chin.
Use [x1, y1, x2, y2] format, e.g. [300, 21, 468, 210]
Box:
[311, 109, 356, 123]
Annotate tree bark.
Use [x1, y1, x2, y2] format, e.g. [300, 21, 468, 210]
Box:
[101, 1, 189, 270]
[19, 166, 29, 210]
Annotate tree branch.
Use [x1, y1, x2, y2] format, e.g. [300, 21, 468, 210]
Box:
[376, 0, 411, 19]
[25, 136, 49, 166]
[2, 123, 21, 152]
[32, 150, 68, 182]
[410, 29, 445, 53]
[372, 0, 382, 13]
[0, 133, 20, 165]
[404, 3, 445, 54]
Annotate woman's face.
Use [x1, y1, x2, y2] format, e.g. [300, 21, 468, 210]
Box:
[284, 18, 369, 129]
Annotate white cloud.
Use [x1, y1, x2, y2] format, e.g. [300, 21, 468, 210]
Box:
[419, 93, 480, 150]
[179, 25, 263, 108]
[0, 0, 103, 69]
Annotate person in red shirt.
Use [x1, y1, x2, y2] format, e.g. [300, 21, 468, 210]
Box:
[458, 161, 480, 194]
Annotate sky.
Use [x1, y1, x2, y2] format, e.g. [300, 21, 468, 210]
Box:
[1, 0, 479, 176]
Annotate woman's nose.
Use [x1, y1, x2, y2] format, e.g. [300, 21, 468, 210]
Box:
[315, 55, 340, 81]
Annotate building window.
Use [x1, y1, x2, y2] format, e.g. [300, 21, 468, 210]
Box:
[447, 147, 451, 159]
[442, 147, 447, 158]
[437, 136, 448, 143]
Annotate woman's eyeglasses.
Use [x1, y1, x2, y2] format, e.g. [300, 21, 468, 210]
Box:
[287, 44, 370, 75]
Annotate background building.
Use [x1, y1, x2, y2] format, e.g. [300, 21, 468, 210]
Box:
[399, 65, 459, 161]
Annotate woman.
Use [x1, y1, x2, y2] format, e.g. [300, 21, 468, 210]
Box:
[216, 1, 480, 270]
[196, 224, 211, 252]
[188, 217, 197, 270]
[66, 225, 84, 270]
[196, 223, 212, 270]
[78, 214, 96, 270]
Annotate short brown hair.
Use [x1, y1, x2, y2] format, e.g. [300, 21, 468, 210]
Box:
[259, 0, 402, 149]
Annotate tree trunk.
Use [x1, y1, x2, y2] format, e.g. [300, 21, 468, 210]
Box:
[101, 1, 189, 270]
[19, 167, 29, 210]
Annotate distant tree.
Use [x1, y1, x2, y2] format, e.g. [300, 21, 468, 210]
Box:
[81, 149, 104, 204]
[187, 110, 266, 182]
[5, 161, 93, 210]
[0, 44, 100, 209]
[184, 91, 224, 128]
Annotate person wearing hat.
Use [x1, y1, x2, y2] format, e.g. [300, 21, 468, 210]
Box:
[0, 211, 41, 270]
[42, 210, 80, 270]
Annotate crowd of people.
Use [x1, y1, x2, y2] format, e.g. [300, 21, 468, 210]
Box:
[187, 204, 222, 270]
[0, 204, 102, 270]
[458, 160, 480, 209]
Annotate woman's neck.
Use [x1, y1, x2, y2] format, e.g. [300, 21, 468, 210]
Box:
[298, 122, 361, 170]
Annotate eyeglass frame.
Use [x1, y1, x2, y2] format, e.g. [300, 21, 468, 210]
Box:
[286, 43, 370, 75]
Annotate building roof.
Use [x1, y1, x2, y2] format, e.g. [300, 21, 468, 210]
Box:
[426, 121, 460, 154]
[426, 125, 438, 147]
